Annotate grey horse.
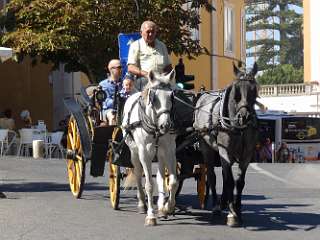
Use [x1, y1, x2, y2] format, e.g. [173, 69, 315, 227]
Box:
[194, 63, 259, 227]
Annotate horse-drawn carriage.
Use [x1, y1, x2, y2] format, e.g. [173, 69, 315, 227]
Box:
[63, 78, 208, 207]
[63, 32, 260, 227]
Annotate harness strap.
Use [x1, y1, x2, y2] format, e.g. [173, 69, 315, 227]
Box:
[138, 97, 159, 135]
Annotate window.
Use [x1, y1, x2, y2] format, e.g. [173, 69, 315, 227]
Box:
[183, 2, 200, 41]
[224, 3, 235, 55]
[240, 8, 246, 61]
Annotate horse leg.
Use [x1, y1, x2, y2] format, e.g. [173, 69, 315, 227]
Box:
[162, 138, 178, 215]
[234, 161, 250, 222]
[138, 146, 157, 226]
[200, 141, 220, 214]
[220, 169, 228, 211]
[156, 157, 167, 218]
[219, 151, 240, 227]
[131, 152, 146, 213]
[206, 161, 220, 214]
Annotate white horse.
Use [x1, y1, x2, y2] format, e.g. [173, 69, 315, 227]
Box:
[122, 70, 178, 226]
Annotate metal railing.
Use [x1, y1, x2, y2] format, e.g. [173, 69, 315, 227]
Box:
[259, 82, 320, 96]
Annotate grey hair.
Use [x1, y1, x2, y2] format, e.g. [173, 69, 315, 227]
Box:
[140, 20, 157, 32]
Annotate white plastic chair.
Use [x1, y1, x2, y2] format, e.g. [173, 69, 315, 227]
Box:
[47, 131, 65, 158]
[0, 129, 9, 157]
[0, 129, 17, 157]
[17, 128, 34, 156]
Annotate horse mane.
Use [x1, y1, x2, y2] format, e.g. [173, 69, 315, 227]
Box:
[221, 84, 232, 122]
[141, 82, 153, 101]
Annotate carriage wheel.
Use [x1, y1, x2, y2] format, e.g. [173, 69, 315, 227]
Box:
[197, 163, 207, 209]
[86, 115, 95, 140]
[66, 115, 86, 198]
[108, 127, 122, 210]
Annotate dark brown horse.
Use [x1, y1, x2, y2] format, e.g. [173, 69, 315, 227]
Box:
[194, 63, 259, 227]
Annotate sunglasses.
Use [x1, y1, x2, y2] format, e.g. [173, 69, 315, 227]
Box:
[112, 66, 122, 69]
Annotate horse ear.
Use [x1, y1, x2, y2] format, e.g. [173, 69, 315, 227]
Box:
[233, 62, 240, 76]
[148, 70, 155, 83]
[251, 62, 258, 76]
[168, 69, 176, 83]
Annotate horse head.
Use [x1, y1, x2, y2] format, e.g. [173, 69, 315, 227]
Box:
[227, 62, 258, 128]
[142, 70, 175, 134]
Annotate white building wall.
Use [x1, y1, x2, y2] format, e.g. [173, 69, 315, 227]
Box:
[51, 65, 82, 130]
[310, 0, 320, 83]
[259, 95, 320, 113]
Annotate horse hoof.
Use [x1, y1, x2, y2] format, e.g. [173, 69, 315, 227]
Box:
[212, 206, 221, 216]
[164, 202, 175, 215]
[158, 209, 168, 219]
[145, 218, 157, 226]
[226, 216, 242, 227]
[137, 205, 147, 214]
[0, 192, 7, 199]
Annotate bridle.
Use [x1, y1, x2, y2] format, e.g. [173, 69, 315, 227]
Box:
[220, 77, 258, 130]
[124, 82, 175, 140]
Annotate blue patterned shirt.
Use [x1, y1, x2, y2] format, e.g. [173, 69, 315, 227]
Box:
[98, 78, 121, 110]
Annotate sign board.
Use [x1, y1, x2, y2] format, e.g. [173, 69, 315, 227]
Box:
[118, 32, 140, 78]
[282, 117, 320, 141]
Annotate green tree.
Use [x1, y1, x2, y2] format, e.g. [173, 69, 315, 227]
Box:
[257, 64, 303, 85]
[0, 0, 213, 82]
[246, 0, 303, 71]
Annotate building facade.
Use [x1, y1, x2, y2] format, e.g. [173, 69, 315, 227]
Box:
[303, 0, 320, 84]
[172, 0, 246, 91]
[1, 0, 245, 129]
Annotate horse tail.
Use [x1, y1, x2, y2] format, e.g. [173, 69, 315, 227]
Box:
[123, 169, 137, 190]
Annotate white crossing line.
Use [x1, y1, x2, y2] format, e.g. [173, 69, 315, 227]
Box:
[249, 163, 299, 187]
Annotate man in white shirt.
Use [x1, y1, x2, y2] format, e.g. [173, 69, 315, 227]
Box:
[127, 21, 172, 90]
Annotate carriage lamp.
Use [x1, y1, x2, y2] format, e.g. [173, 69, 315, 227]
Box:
[95, 89, 107, 103]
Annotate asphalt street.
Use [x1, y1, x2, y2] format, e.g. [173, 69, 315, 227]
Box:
[0, 156, 320, 240]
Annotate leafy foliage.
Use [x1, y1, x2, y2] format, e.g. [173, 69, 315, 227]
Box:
[246, 0, 303, 73]
[257, 64, 303, 85]
[0, 0, 214, 82]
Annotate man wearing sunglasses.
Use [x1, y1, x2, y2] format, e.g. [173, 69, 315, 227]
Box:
[99, 59, 122, 124]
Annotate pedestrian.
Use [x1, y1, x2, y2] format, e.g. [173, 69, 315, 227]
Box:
[99, 59, 122, 125]
[259, 138, 273, 163]
[276, 142, 291, 163]
[127, 20, 172, 91]
[0, 108, 16, 130]
[20, 109, 32, 128]
[175, 58, 185, 83]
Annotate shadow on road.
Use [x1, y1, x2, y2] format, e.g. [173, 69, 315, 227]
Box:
[0, 181, 106, 193]
[174, 193, 320, 230]
[243, 203, 320, 231]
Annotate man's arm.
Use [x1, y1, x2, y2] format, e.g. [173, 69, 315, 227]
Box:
[128, 64, 148, 78]
[127, 40, 148, 78]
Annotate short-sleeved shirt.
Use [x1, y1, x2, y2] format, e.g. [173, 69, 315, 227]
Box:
[98, 78, 121, 110]
[127, 38, 171, 74]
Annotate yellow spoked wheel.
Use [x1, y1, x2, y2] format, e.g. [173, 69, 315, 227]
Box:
[66, 115, 86, 198]
[108, 127, 122, 210]
[86, 115, 95, 141]
[197, 163, 207, 209]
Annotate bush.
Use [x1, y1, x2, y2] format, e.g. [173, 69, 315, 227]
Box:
[257, 64, 303, 85]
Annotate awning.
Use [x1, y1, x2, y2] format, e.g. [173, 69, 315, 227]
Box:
[0, 47, 13, 62]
